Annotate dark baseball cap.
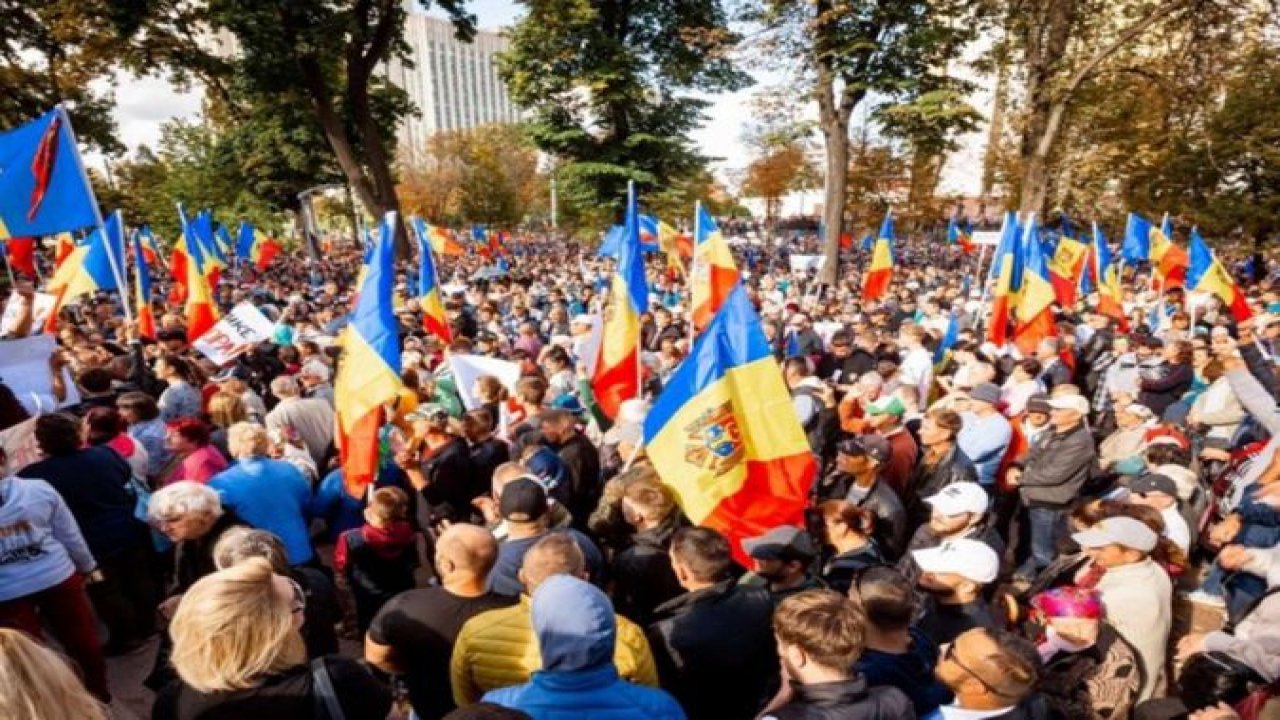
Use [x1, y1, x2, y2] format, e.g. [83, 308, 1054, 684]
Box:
[1124, 473, 1178, 498]
[743, 525, 817, 563]
[500, 477, 549, 522]
[837, 435, 891, 464]
[212, 365, 251, 383]
[1025, 394, 1052, 414]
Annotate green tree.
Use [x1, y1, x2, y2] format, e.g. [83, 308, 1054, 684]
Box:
[498, 0, 749, 222]
[751, 0, 983, 283]
[118, 0, 476, 251]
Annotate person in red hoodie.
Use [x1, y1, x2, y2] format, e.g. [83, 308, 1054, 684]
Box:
[335, 486, 420, 633]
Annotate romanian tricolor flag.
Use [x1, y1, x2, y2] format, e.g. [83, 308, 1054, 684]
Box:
[335, 212, 403, 498]
[412, 217, 464, 256]
[415, 223, 452, 343]
[1188, 228, 1252, 322]
[193, 210, 227, 287]
[1012, 214, 1058, 355]
[1047, 234, 1089, 307]
[946, 215, 975, 253]
[1092, 222, 1128, 331]
[235, 221, 282, 271]
[138, 226, 161, 267]
[1123, 212, 1188, 288]
[52, 232, 75, 266]
[177, 205, 219, 339]
[130, 230, 157, 340]
[861, 212, 895, 302]
[987, 212, 1023, 348]
[591, 183, 647, 419]
[690, 202, 740, 332]
[643, 284, 817, 565]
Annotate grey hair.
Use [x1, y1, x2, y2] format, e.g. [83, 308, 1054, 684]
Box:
[148, 481, 224, 522]
[270, 375, 300, 398]
[212, 527, 289, 575]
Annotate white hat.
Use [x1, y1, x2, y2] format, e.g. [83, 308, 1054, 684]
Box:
[924, 483, 989, 517]
[1047, 394, 1090, 415]
[912, 539, 999, 584]
[1071, 516, 1158, 553]
[571, 314, 595, 327]
[300, 360, 331, 382]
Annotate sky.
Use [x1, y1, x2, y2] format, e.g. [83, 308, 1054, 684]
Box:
[107, 0, 756, 186]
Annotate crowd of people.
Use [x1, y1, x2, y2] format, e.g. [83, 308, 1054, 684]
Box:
[0, 224, 1278, 720]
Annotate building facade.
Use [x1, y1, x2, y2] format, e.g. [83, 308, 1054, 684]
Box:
[386, 12, 521, 161]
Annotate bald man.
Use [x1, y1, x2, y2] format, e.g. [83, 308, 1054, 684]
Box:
[366, 524, 515, 720]
[450, 533, 659, 707]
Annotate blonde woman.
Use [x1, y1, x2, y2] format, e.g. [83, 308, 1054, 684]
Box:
[154, 558, 390, 719]
[206, 391, 246, 458]
[0, 629, 107, 720]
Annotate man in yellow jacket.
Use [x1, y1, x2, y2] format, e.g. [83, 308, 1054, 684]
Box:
[451, 532, 659, 706]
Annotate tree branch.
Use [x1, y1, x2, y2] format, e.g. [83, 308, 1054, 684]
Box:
[1063, 0, 1189, 98]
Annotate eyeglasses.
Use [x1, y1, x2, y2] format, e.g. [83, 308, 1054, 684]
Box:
[287, 578, 306, 616]
[942, 639, 1016, 698]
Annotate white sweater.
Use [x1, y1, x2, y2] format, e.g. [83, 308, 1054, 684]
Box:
[1080, 558, 1172, 701]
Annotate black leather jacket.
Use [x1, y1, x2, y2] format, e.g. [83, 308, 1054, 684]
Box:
[904, 445, 979, 527]
[647, 580, 779, 720]
[767, 676, 917, 720]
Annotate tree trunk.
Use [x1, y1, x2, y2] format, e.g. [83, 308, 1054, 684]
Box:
[820, 117, 849, 286]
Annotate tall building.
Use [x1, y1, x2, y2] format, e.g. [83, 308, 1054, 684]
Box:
[386, 11, 521, 162]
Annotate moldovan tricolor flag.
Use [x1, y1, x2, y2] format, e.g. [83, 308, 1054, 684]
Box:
[1150, 214, 1188, 289]
[592, 183, 647, 419]
[987, 212, 1023, 348]
[946, 214, 974, 253]
[1012, 214, 1058, 355]
[690, 202, 740, 333]
[43, 210, 128, 332]
[335, 212, 403, 498]
[415, 221, 452, 343]
[1188, 228, 1252, 322]
[1047, 234, 1089, 307]
[643, 284, 816, 566]
[130, 230, 157, 340]
[862, 212, 895, 302]
[1092, 222, 1128, 331]
[177, 204, 219, 339]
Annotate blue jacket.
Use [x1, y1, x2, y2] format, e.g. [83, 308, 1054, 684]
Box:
[209, 456, 314, 564]
[309, 466, 409, 543]
[483, 575, 685, 720]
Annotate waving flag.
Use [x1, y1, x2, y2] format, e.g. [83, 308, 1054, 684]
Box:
[1122, 212, 1153, 263]
[44, 210, 129, 331]
[236, 221, 282, 271]
[131, 230, 156, 340]
[194, 209, 227, 285]
[592, 183, 647, 419]
[335, 212, 404, 498]
[644, 284, 816, 566]
[946, 215, 975, 253]
[691, 202, 741, 333]
[638, 215, 663, 253]
[411, 217, 464, 256]
[861, 212, 895, 302]
[987, 212, 1023, 347]
[3, 234, 37, 277]
[1092, 222, 1127, 330]
[1013, 214, 1058, 354]
[1047, 233, 1090, 307]
[177, 204, 219, 339]
[1188, 228, 1252, 322]
[933, 313, 959, 366]
[52, 232, 75, 266]
[415, 221, 452, 343]
[1150, 214, 1188, 288]
[138, 226, 161, 266]
[0, 106, 100, 237]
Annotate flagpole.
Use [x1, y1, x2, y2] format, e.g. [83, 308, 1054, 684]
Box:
[687, 200, 701, 348]
[629, 180, 644, 402]
[58, 105, 132, 322]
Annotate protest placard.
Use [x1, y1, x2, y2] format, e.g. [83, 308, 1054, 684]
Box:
[192, 302, 277, 365]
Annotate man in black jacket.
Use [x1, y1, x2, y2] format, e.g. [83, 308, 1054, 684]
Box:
[904, 409, 978, 528]
[1009, 393, 1097, 581]
[815, 329, 875, 384]
[647, 527, 778, 720]
[761, 589, 915, 720]
[817, 436, 908, 561]
[539, 409, 602, 529]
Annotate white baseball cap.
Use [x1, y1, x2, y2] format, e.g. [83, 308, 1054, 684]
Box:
[912, 539, 999, 584]
[924, 483, 989, 517]
[1047, 394, 1090, 415]
[1071, 516, 1158, 553]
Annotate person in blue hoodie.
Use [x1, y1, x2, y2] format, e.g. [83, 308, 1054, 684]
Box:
[483, 574, 686, 720]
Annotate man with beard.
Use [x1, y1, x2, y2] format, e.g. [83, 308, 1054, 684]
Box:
[741, 526, 824, 603]
[912, 538, 1001, 647]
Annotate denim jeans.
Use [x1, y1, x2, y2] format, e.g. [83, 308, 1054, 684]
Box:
[1018, 507, 1062, 579]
